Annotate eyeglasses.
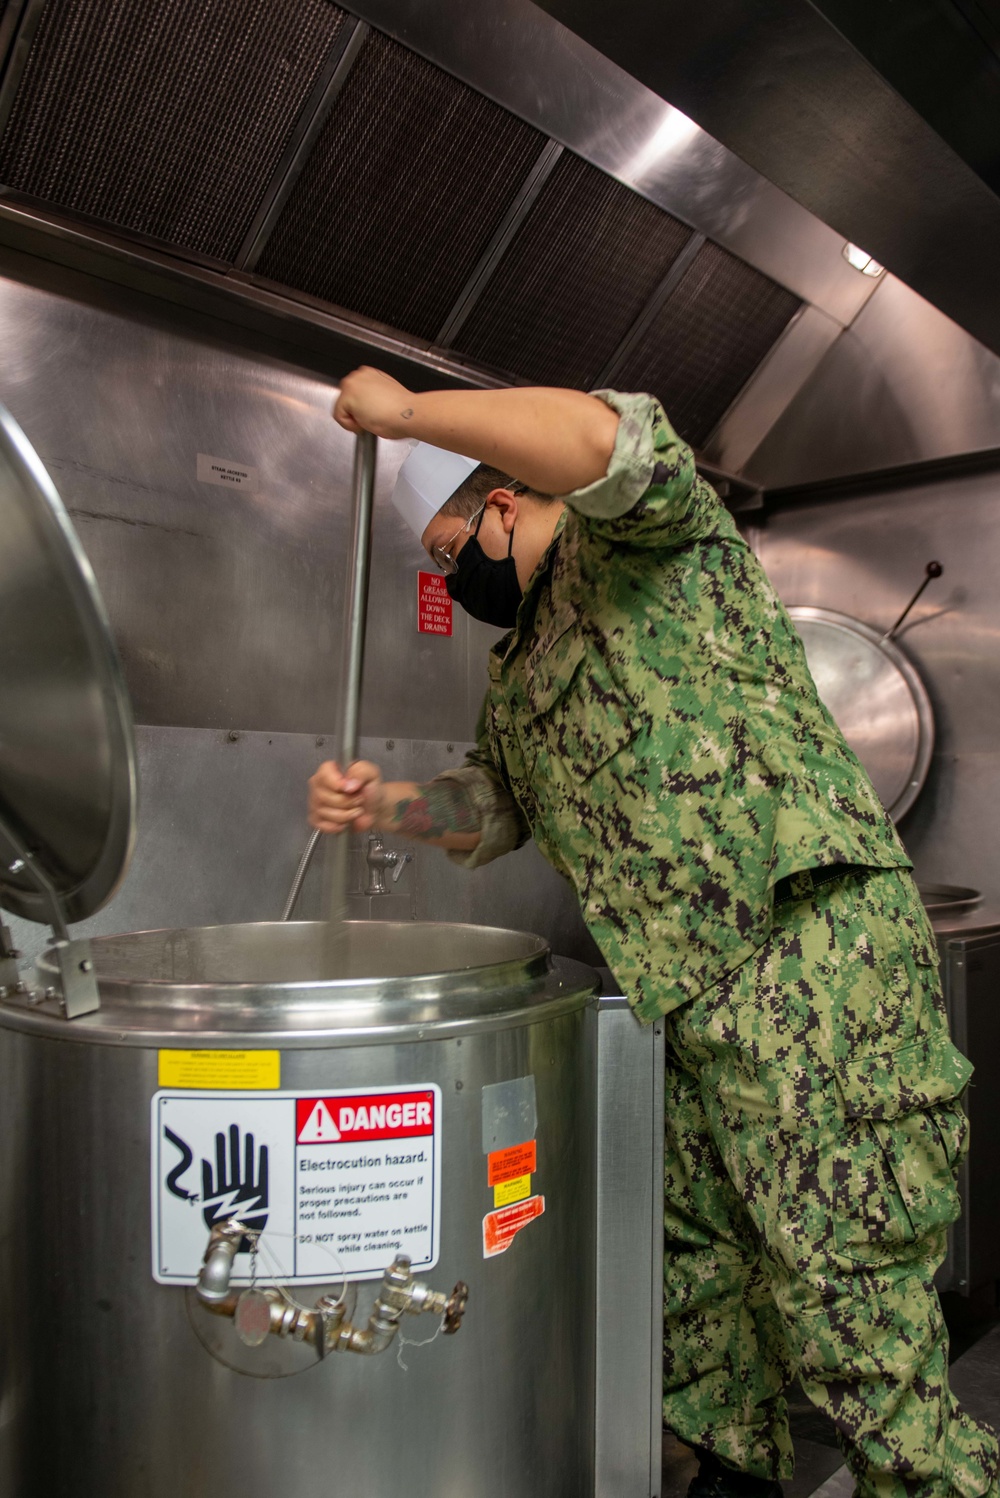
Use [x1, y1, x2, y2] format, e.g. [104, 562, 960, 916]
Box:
[431, 502, 487, 575]
[430, 484, 527, 575]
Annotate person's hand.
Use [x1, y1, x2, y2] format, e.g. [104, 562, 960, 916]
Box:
[308, 759, 384, 834]
[333, 367, 415, 439]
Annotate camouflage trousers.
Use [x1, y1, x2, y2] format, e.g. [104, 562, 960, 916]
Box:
[662, 866, 999, 1498]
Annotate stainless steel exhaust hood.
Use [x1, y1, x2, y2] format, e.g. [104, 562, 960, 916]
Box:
[0, 0, 977, 472]
[532, 0, 1000, 361]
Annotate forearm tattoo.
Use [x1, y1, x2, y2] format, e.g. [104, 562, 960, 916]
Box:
[387, 781, 481, 840]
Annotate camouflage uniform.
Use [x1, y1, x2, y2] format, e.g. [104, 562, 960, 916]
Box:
[664, 866, 993, 1497]
[433, 392, 997, 1495]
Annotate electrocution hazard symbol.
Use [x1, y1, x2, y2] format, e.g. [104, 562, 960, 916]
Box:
[151, 1085, 441, 1287]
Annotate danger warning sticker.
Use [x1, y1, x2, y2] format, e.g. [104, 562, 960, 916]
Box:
[151, 1085, 441, 1286]
[483, 1195, 545, 1258]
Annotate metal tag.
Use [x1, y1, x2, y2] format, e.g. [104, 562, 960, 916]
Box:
[234, 1289, 272, 1347]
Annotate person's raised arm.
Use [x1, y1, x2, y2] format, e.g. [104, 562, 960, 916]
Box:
[333, 367, 618, 498]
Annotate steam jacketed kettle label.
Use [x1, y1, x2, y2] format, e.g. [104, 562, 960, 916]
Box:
[151, 1085, 442, 1285]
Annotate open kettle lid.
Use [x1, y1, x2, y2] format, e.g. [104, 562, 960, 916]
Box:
[0, 401, 136, 926]
[788, 605, 935, 824]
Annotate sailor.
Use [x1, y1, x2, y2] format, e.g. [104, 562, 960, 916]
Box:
[309, 365, 997, 1498]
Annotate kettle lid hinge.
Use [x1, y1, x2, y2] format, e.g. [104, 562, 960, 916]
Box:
[0, 806, 99, 1018]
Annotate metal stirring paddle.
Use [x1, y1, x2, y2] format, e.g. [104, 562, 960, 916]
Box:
[322, 429, 378, 971]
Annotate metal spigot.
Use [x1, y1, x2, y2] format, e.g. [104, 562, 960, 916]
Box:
[198, 1220, 245, 1305]
[365, 834, 413, 896]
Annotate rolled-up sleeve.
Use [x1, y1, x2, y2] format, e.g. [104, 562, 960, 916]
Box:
[430, 705, 531, 869]
[431, 763, 529, 868]
[564, 390, 719, 549]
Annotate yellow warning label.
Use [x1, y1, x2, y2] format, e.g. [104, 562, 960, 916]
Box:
[157, 1050, 281, 1090]
[493, 1173, 532, 1208]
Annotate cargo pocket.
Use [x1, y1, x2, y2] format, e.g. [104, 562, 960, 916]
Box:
[866, 876, 939, 986]
[832, 1030, 972, 1265]
[526, 627, 645, 781]
[859, 875, 943, 1049]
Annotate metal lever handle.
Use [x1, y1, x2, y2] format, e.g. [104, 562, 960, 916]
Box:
[883, 560, 943, 641]
[364, 836, 412, 896]
[443, 1280, 469, 1334]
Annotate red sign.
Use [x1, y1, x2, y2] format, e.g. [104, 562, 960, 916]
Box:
[488, 1140, 537, 1186]
[296, 1091, 435, 1145]
[483, 1195, 545, 1258]
[417, 571, 453, 636]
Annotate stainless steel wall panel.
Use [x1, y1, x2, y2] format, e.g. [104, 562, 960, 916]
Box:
[0, 0, 350, 262]
[255, 29, 545, 342]
[4, 727, 324, 970]
[0, 265, 497, 741]
[610, 240, 801, 449]
[342, 0, 877, 327]
[755, 473, 1000, 904]
[4, 730, 601, 976]
[747, 276, 1000, 488]
[0, 208, 506, 394]
[450, 151, 693, 388]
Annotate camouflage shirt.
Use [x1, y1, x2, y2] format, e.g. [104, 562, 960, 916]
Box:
[434, 391, 910, 1023]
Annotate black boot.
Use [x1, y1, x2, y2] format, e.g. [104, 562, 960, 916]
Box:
[687, 1448, 784, 1498]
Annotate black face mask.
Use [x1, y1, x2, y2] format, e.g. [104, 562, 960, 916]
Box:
[445, 509, 522, 629]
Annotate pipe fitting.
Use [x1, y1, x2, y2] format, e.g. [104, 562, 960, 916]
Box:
[328, 1254, 453, 1356]
[195, 1227, 467, 1360]
[196, 1221, 244, 1305]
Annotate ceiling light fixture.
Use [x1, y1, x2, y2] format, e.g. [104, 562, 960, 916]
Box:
[843, 243, 885, 277]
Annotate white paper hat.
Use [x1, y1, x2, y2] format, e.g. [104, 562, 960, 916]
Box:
[391, 442, 479, 542]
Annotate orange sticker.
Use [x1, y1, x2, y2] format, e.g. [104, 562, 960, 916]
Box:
[483, 1195, 545, 1258]
[487, 1140, 537, 1186]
